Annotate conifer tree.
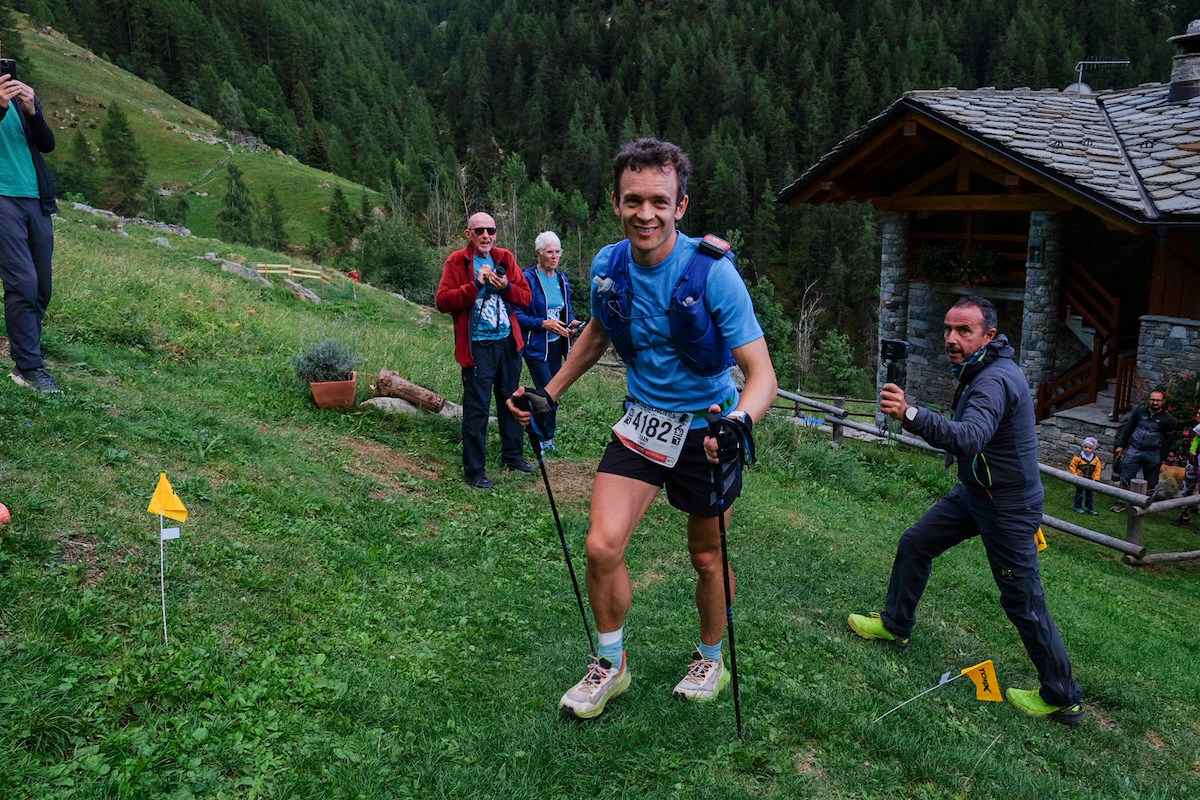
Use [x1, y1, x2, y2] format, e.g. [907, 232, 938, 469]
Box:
[217, 162, 256, 245]
[100, 103, 148, 216]
[326, 187, 357, 249]
[55, 129, 99, 202]
[258, 188, 288, 251]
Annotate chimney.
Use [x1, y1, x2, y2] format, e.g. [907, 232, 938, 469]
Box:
[1168, 20, 1200, 102]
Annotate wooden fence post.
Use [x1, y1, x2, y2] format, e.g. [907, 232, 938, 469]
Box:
[1127, 478, 1148, 546]
[832, 397, 846, 447]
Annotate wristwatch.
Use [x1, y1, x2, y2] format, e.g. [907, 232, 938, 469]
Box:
[904, 406, 919, 423]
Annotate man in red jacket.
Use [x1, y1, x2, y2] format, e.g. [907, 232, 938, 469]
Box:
[436, 213, 533, 489]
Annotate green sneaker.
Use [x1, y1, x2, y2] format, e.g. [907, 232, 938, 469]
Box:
[1005, 687, 1086, 726]
[847, 612, 910, 650]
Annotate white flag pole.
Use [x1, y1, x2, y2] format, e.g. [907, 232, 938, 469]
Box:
[871, 672, 964, 725]
[160, 512, 168, 645]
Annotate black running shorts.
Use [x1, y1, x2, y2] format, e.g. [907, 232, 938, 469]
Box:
[596, 428, 742, 516]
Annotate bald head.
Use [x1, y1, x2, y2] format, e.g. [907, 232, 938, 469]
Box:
[466, 213, 497, 257]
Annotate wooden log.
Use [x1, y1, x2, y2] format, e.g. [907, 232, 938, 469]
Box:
[375, 369, 445, 412]
[1123, 548, 1200, 566]
[1040, 514, 1147, 558]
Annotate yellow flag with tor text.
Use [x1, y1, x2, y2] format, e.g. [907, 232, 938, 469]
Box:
[961, 660, 1003, 701]
[1035, 527, 1048, 552]
[147, 473, 188, 523]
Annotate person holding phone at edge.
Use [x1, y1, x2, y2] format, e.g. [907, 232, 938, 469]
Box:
[516, 230, 581, 455]
[509, 138, 777, 720]
[0, 46, 61, 392]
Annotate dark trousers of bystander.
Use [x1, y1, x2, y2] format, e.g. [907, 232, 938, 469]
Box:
[0, 196, 54, 371]
[460, 336, 525, 479]
[523, 337, 568, 440]
[882, 484, 1082, 708]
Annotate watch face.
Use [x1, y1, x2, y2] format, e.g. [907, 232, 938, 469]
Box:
[905, 406, 918, 421]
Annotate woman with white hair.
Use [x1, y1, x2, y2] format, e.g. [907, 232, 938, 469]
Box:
[515, 231, 581, 454]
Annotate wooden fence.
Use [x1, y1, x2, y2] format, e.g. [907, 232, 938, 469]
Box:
[255, 263, 333, 284]
[782, 388, 1200, 566]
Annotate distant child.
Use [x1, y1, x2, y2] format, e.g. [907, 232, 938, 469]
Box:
[1069, 437, 1102, 514]
[1170, 409, 1200, 530]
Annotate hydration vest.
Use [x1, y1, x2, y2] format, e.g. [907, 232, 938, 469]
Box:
[594, 235, 737, 377]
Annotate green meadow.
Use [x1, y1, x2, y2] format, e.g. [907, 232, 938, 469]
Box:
[0, 212, 1197, 799]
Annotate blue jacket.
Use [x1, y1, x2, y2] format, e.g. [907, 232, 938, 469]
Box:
[905, 335, 1043, 506]
[516, 266, 576, 361]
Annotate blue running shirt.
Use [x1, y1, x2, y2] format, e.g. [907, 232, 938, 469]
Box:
[590, 234, 763, 427]
[472, 254, 512, 341]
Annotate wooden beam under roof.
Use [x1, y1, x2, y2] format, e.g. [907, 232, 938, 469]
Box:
[874, 193, 1076, 212]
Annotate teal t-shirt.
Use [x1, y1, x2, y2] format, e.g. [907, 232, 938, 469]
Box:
[536, 270, 565, 342]
[0, 106, 38, 198]
[471, 254, 512, 341]
[590, 234, 764, 428]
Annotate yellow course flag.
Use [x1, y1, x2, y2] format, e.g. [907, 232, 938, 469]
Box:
[961, 659, 1003, 702]
[1035, 527, 1048, 552]
[147, 473, 189, 523]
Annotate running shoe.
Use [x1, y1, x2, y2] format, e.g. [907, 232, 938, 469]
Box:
[559, 653, 630, 720]
[672, 650, 730, 702]
[1005, 687, 1086, 726]
[847, 612, 910, 650]
[9, 367, 61, 393]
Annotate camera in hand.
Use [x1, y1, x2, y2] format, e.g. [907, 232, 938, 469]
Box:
[880, 338, 910, 385]
[0, 59, 16, 80]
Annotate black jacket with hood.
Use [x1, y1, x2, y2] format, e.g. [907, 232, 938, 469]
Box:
[904, 335, 1043, 506]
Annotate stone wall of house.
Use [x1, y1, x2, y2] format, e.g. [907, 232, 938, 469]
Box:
[875, 213, 911, 410]
[1136, 315, 1200, 394]
[1036, 412, 1123, 480]
[1019, 211, 1064, 389]
[904, 282, 958, 412]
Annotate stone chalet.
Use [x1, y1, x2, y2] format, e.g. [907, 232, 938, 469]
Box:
[779, 22, 1200, 471]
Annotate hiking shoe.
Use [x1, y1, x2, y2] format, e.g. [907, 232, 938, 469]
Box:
[9, 367, 61, 393]
[1110, 502, 1126, 513]
[673, 650, 730, 702]
[847, 612, 910, 650]
[1005, 687, 1086, 726]
[466, 474, 494, 490]
[560, 653, 630, 720]
[505, 459, 534, 473]
[1075, 507, 1085, 514]
[1088, 509, 1099, 515]
[1170, 516, 1191, 527]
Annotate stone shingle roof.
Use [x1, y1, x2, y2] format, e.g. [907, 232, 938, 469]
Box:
[782, 82, 1200, 222]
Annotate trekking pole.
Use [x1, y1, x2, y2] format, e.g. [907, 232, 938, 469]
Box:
[706, 409, 744, 739]
[515, 395, 595, 655]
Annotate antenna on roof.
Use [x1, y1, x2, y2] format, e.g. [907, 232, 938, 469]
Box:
[1067, 59, 1131, 93]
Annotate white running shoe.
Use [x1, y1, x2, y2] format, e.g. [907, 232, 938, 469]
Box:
[672, 650, 730, 702]
[559, 652, 630, 720]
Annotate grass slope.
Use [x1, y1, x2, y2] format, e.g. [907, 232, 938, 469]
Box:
[23, 21, 379, 243]
[1, 215, 1199, 799]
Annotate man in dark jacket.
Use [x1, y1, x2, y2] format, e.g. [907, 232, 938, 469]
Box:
[1110, 389, 1176, 513]
[848, 296, 1084, 726]
[435, 213, 533, 489]
[0, 72, 60, 392]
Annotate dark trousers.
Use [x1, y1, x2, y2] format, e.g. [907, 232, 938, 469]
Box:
[461, 336, 524, 479]
[523, 337, 567, 440]
[1073, 486, 1094, 511]
[0, 196, 54, 371]
[882, 484, 1081, 707]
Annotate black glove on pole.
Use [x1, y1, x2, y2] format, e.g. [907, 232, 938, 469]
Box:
[706, 409, 744, 739]
[514, 390, 594, 655]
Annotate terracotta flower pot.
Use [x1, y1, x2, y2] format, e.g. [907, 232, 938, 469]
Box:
[310, 371, 357, 409]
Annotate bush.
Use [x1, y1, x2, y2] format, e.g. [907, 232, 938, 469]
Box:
[813, 330, 873, 397]
[357, 192, 438, 302]
[292, 338, 361, 384]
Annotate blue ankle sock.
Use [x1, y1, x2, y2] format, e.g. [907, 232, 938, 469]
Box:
[698, 640, 722, 662]
[598, 628, 623, 666]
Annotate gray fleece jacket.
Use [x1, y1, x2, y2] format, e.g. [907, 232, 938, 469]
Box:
[905, 335, 1043, 506]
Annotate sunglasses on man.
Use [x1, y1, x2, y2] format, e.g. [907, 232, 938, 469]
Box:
[472, 227, 497, 235]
